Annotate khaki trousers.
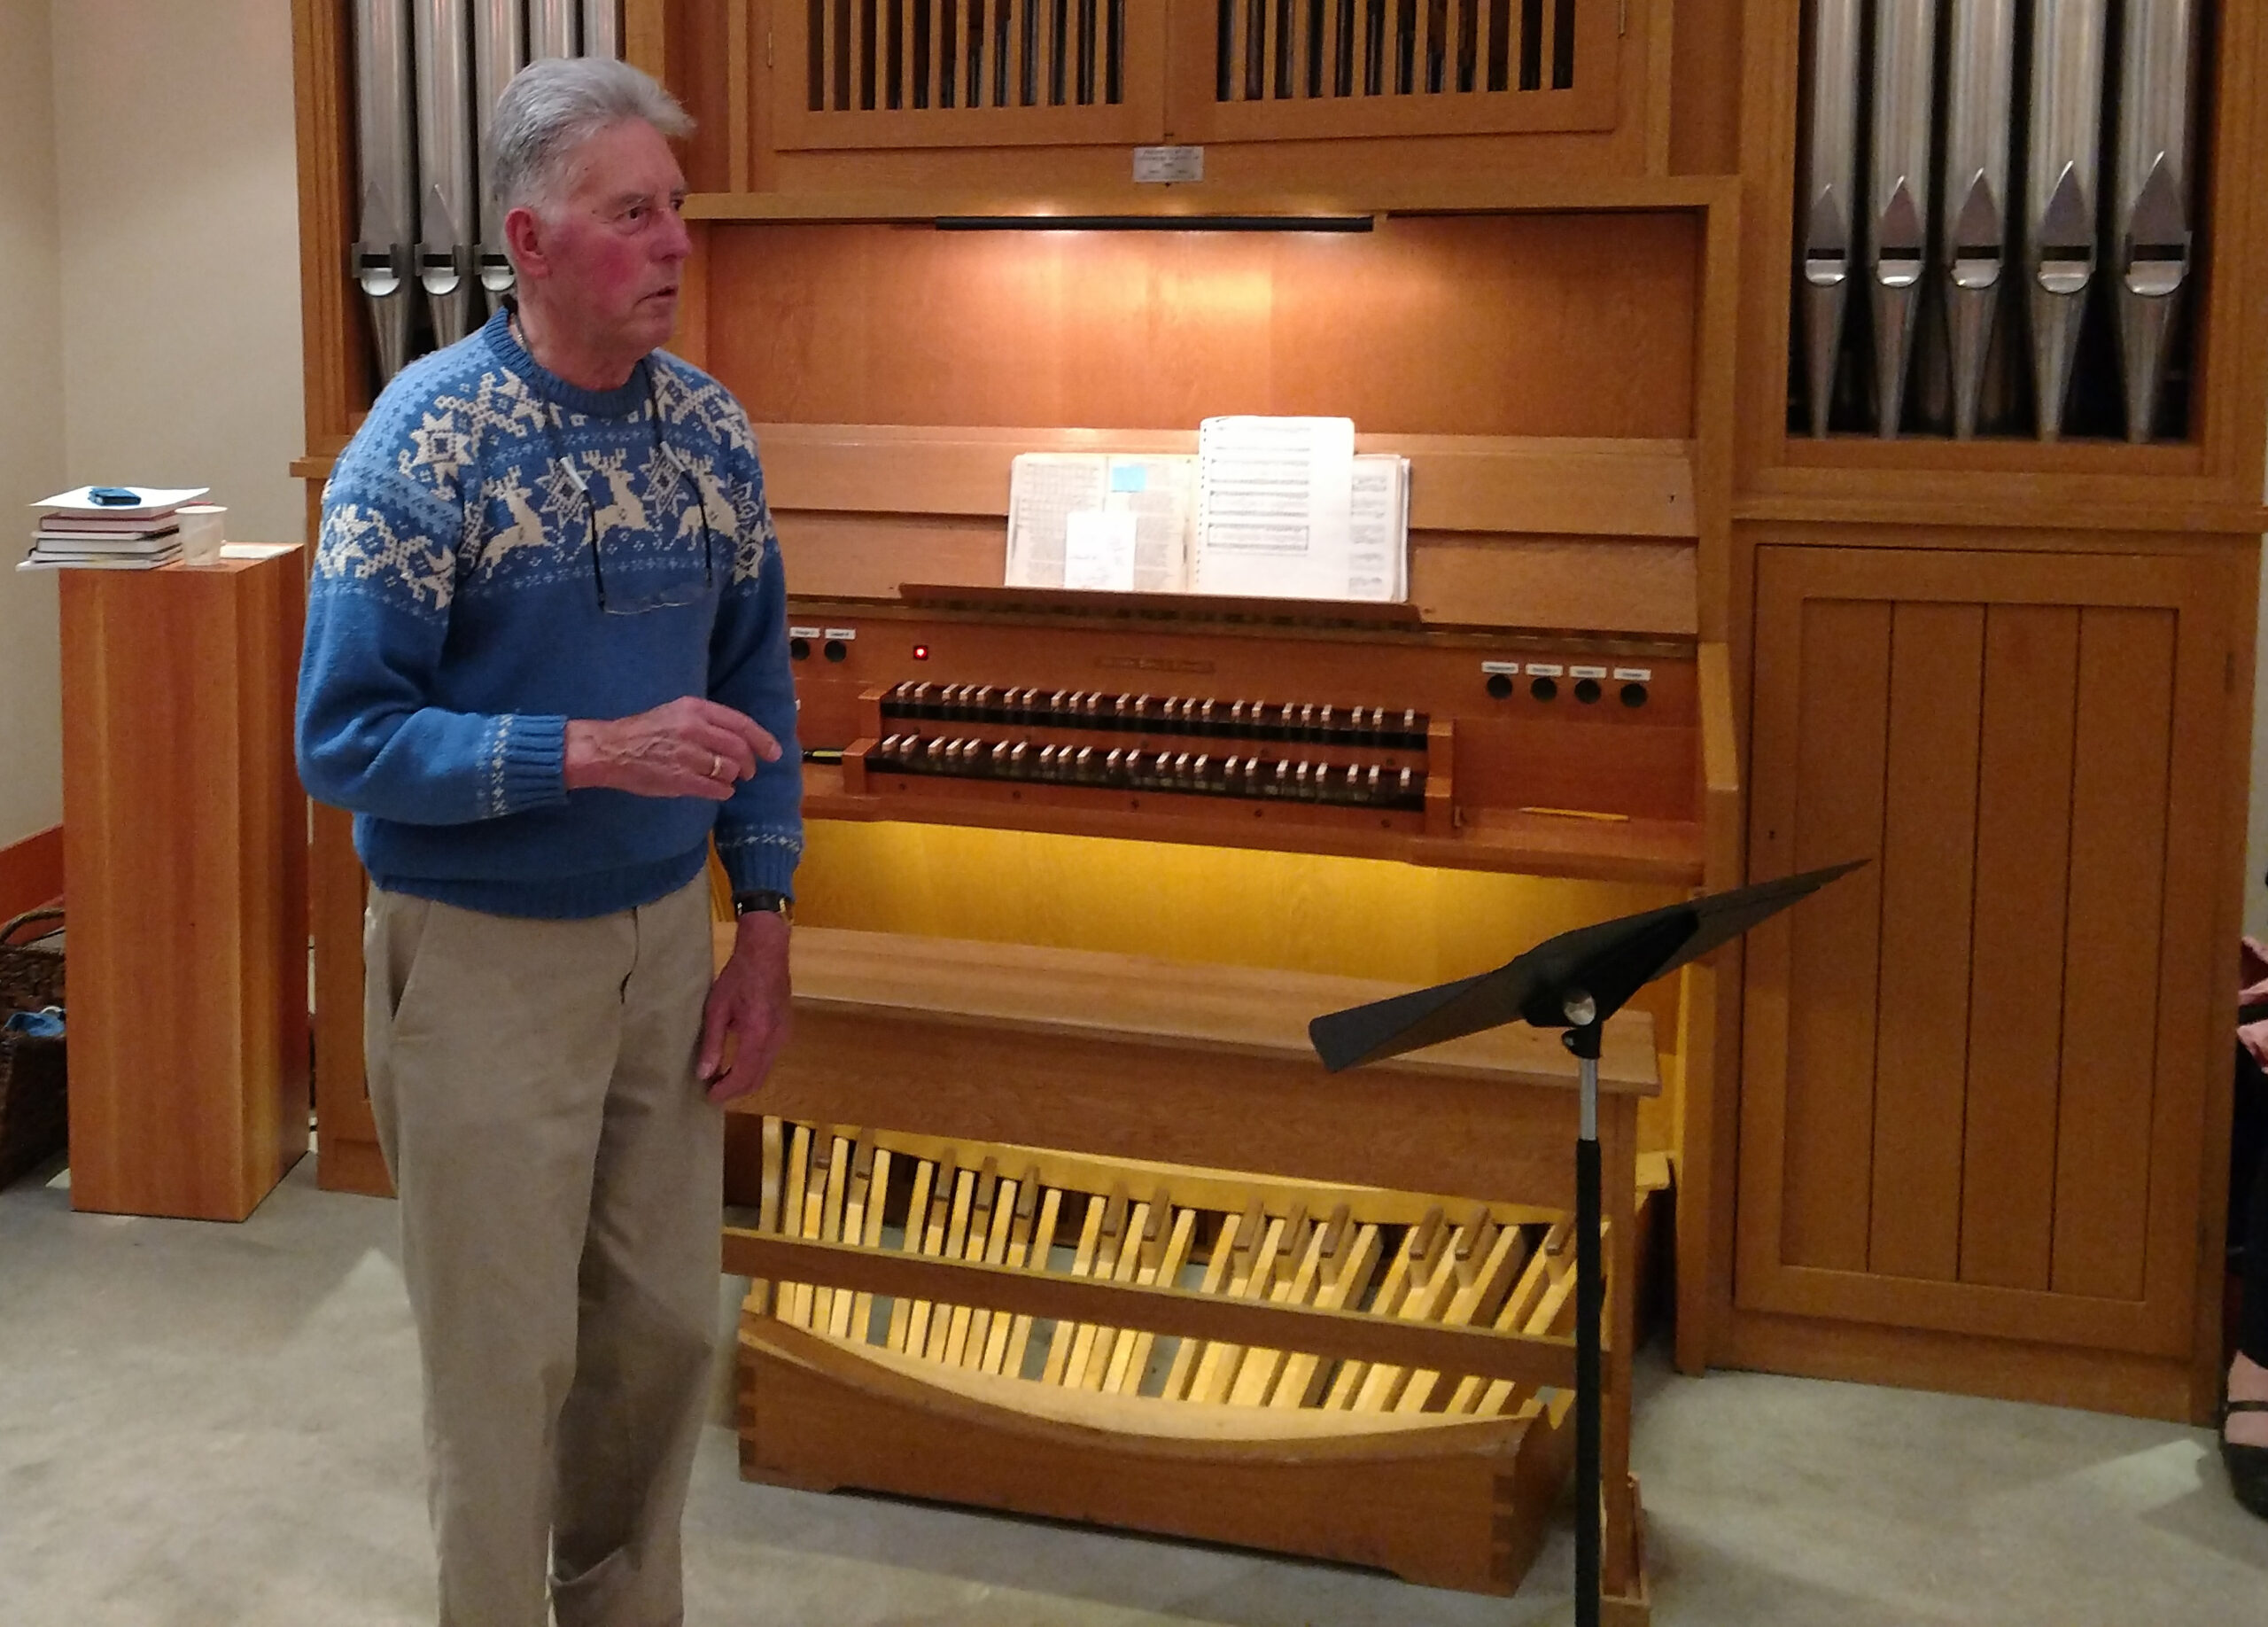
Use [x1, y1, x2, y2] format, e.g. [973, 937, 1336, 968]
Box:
[364, 876, 722, 1627]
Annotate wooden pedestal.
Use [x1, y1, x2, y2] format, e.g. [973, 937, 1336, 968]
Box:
[59, 552, 310, 1220]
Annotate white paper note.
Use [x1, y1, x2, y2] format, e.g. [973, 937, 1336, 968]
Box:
[1062, 509, 1139, 590]
[1192, 416, 1355, 600]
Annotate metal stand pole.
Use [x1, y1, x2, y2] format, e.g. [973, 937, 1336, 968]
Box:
[1563, 1010, 1604, 1627]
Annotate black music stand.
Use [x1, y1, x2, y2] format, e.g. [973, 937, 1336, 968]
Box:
[1309, 860, 1865, 1627]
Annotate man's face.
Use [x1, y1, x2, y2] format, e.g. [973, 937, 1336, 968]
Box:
[519, 117, 691, 362]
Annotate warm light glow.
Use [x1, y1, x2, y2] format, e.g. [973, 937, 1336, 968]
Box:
[793, 820, 1686, 1152]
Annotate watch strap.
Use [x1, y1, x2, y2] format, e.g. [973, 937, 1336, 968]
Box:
[732, 888, 794, 920]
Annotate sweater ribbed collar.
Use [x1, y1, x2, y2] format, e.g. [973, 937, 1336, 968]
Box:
[481, 305, 651, 420]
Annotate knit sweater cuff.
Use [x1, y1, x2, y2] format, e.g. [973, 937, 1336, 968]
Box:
[490, 713, 569, 816]
[716, 829, 801, 899]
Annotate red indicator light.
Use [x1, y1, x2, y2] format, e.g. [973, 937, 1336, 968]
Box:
[912, 643, 930, 660]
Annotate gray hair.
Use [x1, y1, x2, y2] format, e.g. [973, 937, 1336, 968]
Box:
[485, 57, 693, 215]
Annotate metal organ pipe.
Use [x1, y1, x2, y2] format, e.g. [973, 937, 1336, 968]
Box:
[1793, 0, 2206, 442]
[2024, 0, 2109, 440]
[415, 0, 477, 348]
[1938, 0, 2016, 440]
[529, 0, 577, 58]
[1798, 0, 1863, 438]
[1865, 0, 1937, 439]
[582, 0, 621, 58]
[352, 0, 417, 384]
[2114, 0, 2199, 443]
[471, 0, 524, 318]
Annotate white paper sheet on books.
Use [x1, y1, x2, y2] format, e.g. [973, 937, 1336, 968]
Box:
[32, 485, 209, 518]
[1191, 416, 1355, 600]
[1062, 509, 1138, 590]
[1347, 453, 1410, 603]
[1005, 453, 1197, 590]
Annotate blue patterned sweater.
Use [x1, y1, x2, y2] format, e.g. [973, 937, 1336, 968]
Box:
[296, 308, 802, 920]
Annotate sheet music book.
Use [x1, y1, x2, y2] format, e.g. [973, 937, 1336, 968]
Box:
[1190, 416, 1357, 600]
[1004, 453, 1195, 591]
[1348, 452, 1410, 603]
[1000, 427, 1408, 603]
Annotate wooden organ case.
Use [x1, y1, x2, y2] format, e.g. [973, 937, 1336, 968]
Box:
[284, 0, 2268, 1615]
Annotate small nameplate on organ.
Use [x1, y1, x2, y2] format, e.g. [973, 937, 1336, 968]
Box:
[822, 627, 858, 641]
[1612, 667, 1653, 682]
[788, 626, 823, 640]
[1569, 666, 1608, 680]
[1525, 662, 1565, 677]
[1481, 660, 1520, 675]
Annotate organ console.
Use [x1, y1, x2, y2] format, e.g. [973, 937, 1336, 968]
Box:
[788, 585, 1706, 879]
[718, 566, 1729, 1607]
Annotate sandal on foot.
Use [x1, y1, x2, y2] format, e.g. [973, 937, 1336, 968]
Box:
[2225, 1399, 2268, 1520]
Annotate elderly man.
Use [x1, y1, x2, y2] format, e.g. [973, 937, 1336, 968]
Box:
[296, 58, 797, 1627]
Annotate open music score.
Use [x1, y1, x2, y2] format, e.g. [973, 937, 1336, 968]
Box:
[788, 586, 1713, 885]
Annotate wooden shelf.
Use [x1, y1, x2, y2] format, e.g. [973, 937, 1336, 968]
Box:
[680, 175, 1736, 224]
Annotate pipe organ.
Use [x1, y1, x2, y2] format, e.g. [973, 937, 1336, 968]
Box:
[348, 0, 624, 382]
[1798, 0, 2206, 440]
[292, 0, 2268, 1617]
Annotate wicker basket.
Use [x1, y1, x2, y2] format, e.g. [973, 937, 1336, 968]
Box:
[0, 907, 65, 1011]
[0, 908, 67, 1188]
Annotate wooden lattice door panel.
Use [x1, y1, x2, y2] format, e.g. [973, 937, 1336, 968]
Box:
[1167, 0, 1625, 143]
[1736, 545, 2236, 1359]
[774, 1, 1169, 149]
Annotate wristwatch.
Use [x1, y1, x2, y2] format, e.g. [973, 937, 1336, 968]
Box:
[733, 888, 794, 922]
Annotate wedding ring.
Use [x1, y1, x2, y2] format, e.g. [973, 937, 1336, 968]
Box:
[710, 753, 723, 779]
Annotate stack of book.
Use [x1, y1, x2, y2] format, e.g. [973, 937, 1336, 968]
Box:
[20, 487, 214, 572]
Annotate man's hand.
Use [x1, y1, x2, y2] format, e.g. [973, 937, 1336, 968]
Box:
[697, 909, 790, 1104]
[564, 697, 780, 801]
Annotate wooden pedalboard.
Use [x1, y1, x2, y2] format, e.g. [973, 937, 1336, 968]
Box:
[719, 928, 1662, 1608]
[735, 1119, 1637, 1595]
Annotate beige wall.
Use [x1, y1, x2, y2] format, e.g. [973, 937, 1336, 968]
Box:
[52, 0, 304, 548]
[0, 0, 65, 851]
[0, 0, 303, 852]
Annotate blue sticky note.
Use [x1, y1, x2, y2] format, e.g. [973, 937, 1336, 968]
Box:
[1109, 464, 1147, 494]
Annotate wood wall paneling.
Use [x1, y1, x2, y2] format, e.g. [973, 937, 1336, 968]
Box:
[2052, 608, 2176, 1304]
[1736, 546, 2227, 1390]
[0, 826, 65, 922]
[1866, 603, 1983, 1284]
[673, 0, 735, 192]
[1770, 593, 1889, 1274]
[1669, 0, 1741, 176]
[1957, 605, 2079, 1293]
[705, 214, 1701, 438]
